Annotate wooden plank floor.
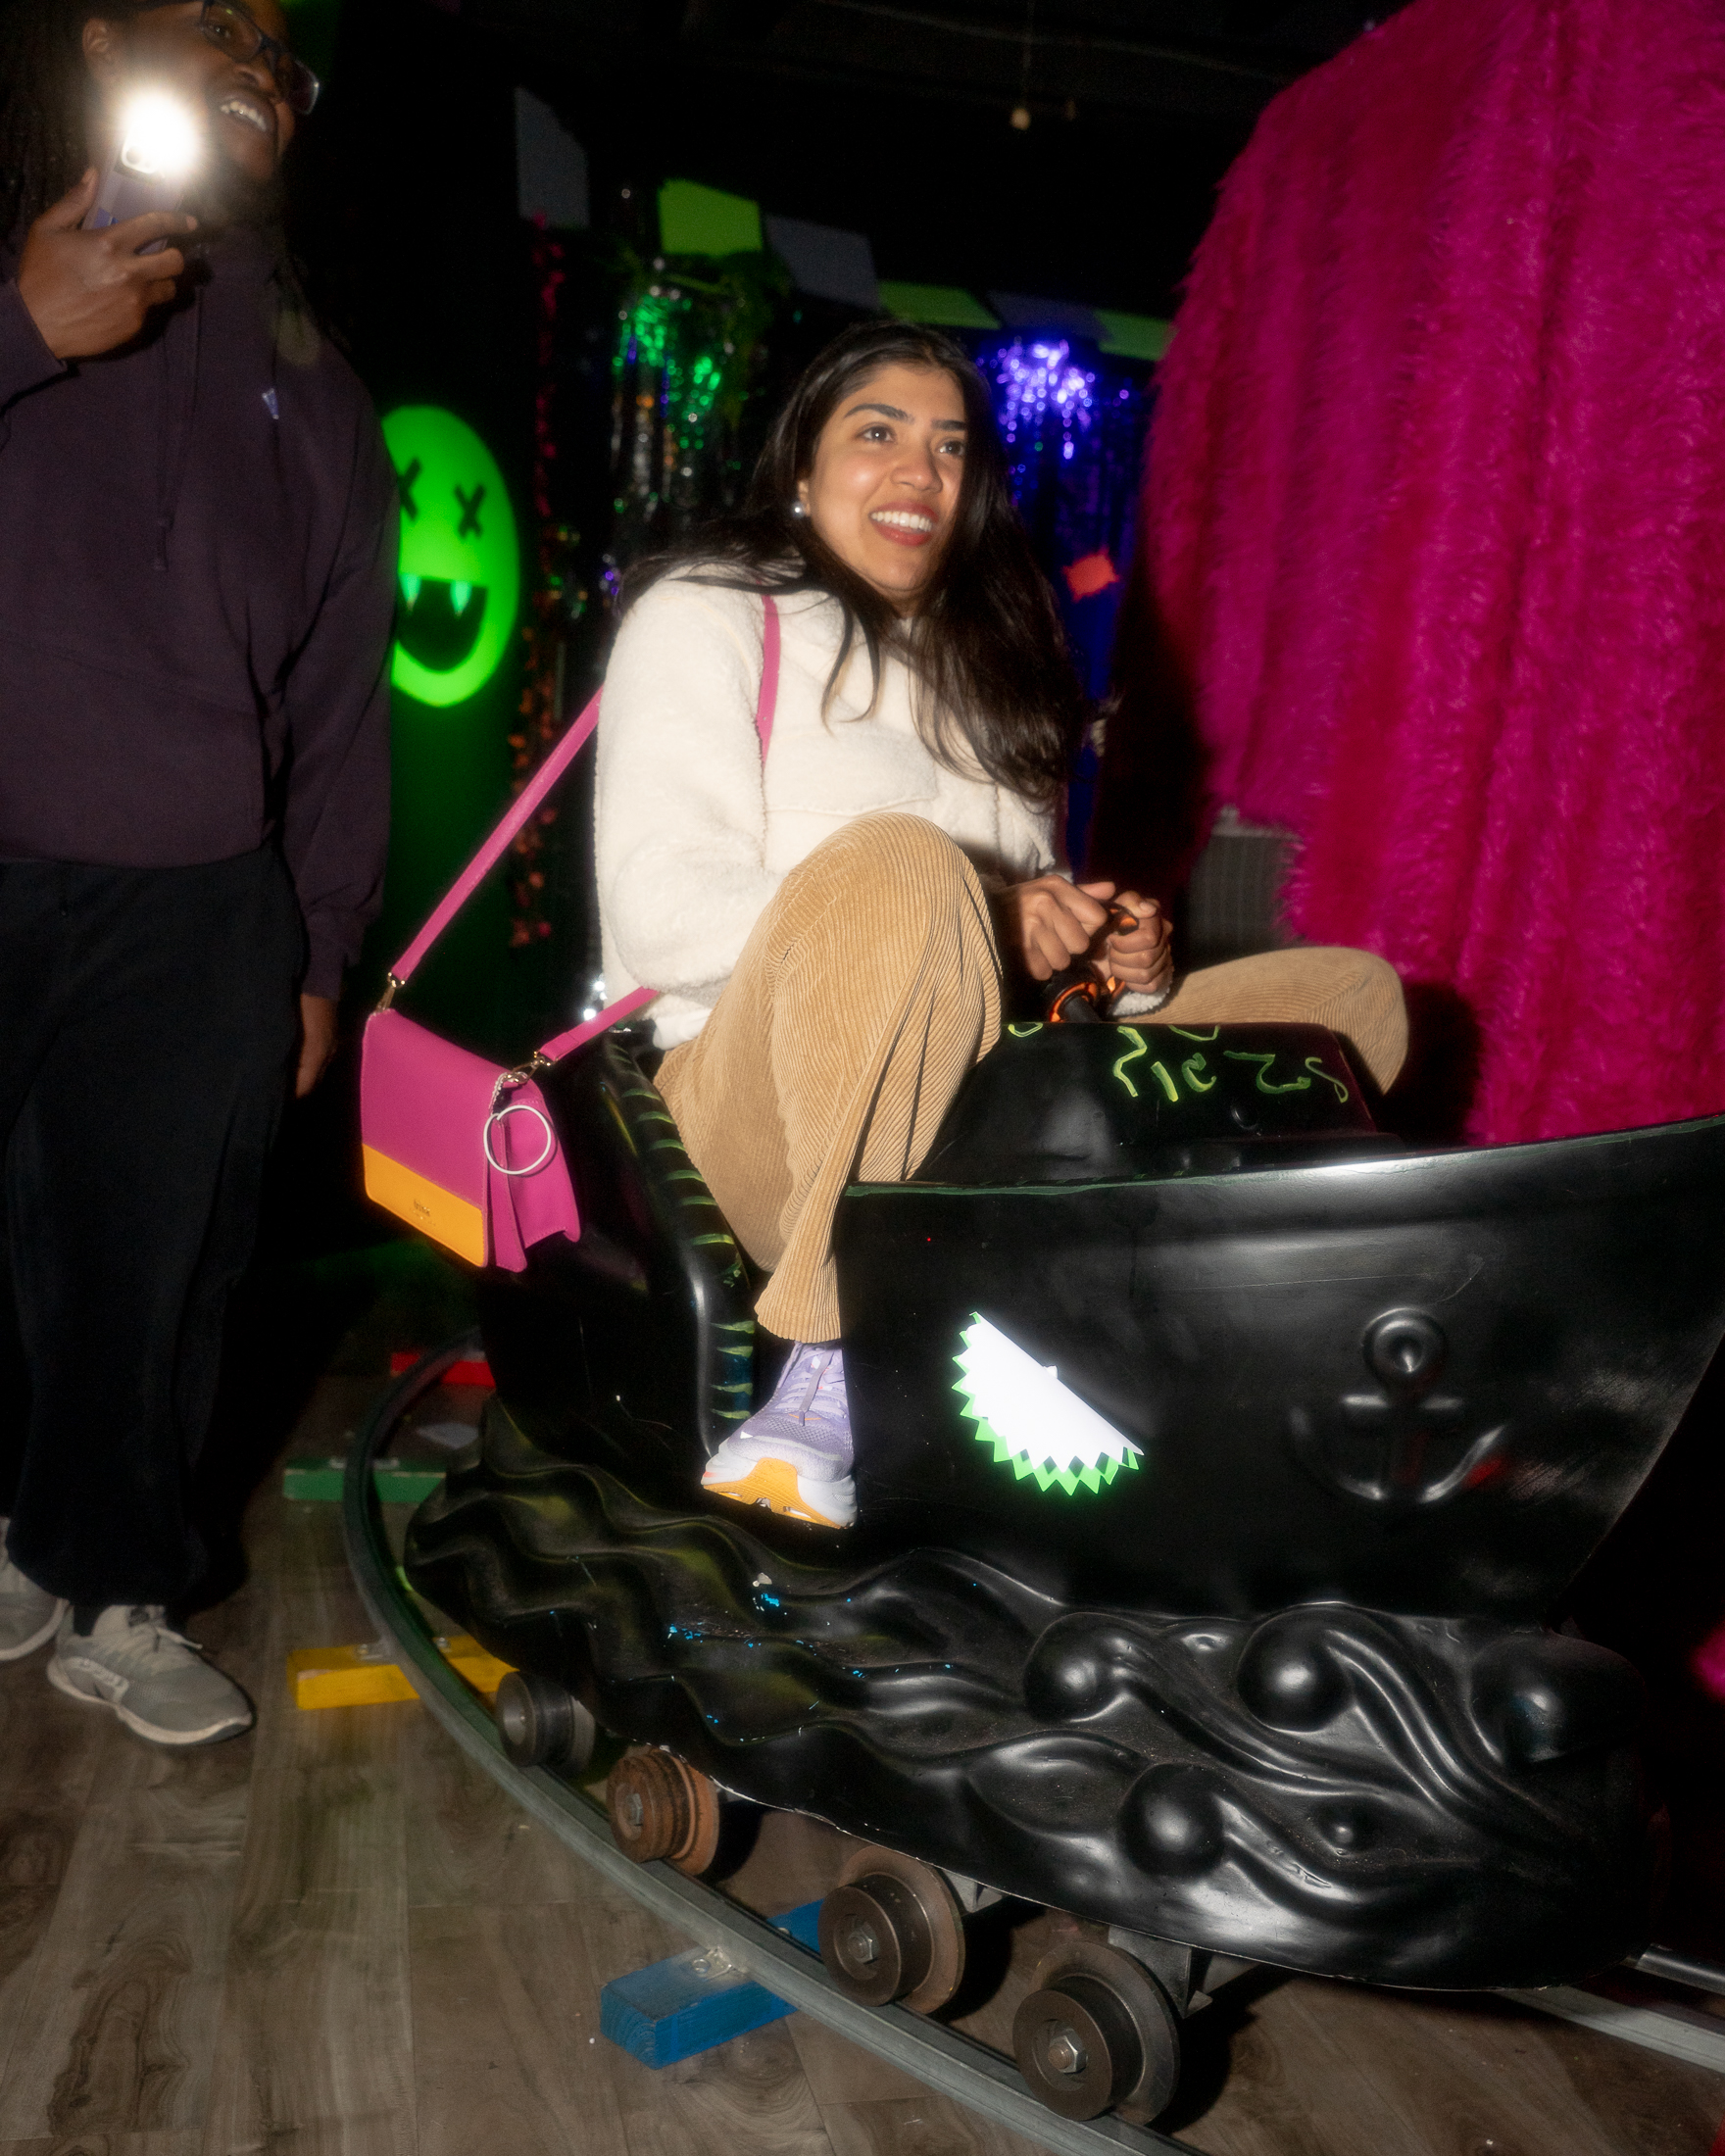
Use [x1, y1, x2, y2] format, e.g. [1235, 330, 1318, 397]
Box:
[1, 1256, 1722, 2156]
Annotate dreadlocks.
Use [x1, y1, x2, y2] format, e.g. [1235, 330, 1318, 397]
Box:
[0, 0, 155, 240]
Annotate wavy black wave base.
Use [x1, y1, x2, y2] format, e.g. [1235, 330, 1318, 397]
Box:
[406, 1404, 1657, 1991]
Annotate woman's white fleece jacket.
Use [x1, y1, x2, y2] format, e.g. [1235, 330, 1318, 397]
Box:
[595, 574, 1058, 1048]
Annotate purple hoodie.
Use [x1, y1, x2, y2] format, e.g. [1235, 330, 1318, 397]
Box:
[0, 229, 395, 996]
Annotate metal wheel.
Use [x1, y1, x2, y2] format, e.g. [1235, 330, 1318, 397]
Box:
[493, 1670, 596, 1774]
[605, 1746, 723, 1877]
[818, 1843, 966, 2014]
[1012, 1941, 1181, 2125]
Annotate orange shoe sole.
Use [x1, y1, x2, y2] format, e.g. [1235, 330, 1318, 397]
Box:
[703, 1456, 850, 1529]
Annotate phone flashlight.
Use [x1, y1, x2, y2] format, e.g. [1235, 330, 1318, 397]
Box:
[83, 91, 201, 246]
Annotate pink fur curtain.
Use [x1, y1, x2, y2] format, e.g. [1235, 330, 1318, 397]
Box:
[1098, 0, 1725, 1144]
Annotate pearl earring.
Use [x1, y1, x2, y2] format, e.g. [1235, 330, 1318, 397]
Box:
[791, 501, 808, 517]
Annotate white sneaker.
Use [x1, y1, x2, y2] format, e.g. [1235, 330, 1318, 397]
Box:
[48, 1605, 254, 1745]
[0, 1523, 66, 1662]
[702, 1344, 857, 1529]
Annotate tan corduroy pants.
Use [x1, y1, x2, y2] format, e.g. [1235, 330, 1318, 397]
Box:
[657, 814, 1406, 1344]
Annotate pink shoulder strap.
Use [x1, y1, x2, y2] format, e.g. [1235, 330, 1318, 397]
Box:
[386, 593, 781, 1034]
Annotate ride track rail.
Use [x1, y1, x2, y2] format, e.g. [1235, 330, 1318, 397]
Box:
[344, 1336, 1202, 2156]
[344, 1340, 1725, 2152]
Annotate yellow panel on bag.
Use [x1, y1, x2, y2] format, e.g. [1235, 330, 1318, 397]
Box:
[361, 1145, 485, 1266]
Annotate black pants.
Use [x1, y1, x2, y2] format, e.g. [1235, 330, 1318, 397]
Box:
[0, 852, 302, 1605]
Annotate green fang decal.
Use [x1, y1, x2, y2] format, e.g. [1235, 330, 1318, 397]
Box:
[953, 1313, 1144, 1499]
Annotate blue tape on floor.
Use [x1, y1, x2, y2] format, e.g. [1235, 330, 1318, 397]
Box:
[601, 1899, 823, 2068]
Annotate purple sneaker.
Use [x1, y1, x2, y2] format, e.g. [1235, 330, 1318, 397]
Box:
[701, 1343, 857, 1528]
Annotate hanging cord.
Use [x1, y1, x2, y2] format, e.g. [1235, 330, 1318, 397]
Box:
[1010, 0, 1034, 126]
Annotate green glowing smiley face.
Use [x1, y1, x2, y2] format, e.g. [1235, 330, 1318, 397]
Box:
[382, 406, 520, 708]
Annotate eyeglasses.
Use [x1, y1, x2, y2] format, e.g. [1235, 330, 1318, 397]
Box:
[198, 1, 320, 117]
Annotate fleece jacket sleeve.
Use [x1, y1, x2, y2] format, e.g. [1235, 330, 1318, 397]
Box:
[277, 406, 397, 999]
[596, 579, 782, 1009]
[0, 280, 66, 412]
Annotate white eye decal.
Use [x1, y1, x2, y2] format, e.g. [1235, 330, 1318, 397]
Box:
[955, 1314, 1143, 1497]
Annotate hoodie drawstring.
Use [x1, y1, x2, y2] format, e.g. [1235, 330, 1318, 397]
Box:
[154, 287, 202, 570]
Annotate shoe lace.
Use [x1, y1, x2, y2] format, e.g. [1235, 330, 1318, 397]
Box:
[100, 1606, 203, 1677]
[783, 1345, 847, 1428]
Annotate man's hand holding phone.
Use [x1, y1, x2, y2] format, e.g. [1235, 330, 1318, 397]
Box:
[16, 170, 195, 360]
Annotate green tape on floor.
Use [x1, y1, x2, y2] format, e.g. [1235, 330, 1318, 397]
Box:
[284, 1457, 445, 1504]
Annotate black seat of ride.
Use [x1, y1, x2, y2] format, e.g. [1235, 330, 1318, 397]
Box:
[914, 1019, 1399, 1186]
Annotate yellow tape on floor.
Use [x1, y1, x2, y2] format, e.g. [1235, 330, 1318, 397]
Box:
[289, 1636, 513, 1709]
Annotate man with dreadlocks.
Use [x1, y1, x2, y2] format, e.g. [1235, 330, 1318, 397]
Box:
[0, 0, 393, 1742]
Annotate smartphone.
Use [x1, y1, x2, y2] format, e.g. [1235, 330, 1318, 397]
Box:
[83, 97, 196, 251]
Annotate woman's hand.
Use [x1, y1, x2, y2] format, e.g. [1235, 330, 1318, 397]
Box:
[1000, 874, 1109, 981]
[1098, 886, 1173, 997]
[999, 876, 1173, 996]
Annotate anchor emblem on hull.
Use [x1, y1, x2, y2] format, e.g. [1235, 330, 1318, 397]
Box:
[1289, 1309, 1504, 1510]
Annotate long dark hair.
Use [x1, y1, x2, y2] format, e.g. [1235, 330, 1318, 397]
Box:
[625, 320, 1084, 811]
[0, 0, 156, 240]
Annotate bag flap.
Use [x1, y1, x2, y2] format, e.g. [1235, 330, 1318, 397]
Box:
[361, 1008, 500, 1208]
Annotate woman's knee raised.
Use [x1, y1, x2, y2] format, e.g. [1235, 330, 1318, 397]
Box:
[1316, 948, 1407, 1088]
[780, 813, 973, 914]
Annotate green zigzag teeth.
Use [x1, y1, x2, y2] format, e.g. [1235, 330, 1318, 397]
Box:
[967, 1416, 1135, 1495]
[957, 1350, 1140, 1500]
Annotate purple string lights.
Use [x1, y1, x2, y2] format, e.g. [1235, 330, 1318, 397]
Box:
[992, 337, 1098, 472]
[981, 335, 1149, 597]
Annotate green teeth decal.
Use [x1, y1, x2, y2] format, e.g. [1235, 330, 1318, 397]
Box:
[954, 1313, 1143, 1498]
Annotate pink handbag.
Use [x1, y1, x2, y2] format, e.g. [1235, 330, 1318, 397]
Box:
[360, 594, 780, 1269]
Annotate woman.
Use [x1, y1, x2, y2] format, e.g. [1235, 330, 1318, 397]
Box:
[597, 321, 1405, 1531]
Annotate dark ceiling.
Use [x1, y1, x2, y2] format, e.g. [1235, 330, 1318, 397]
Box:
[476, 0, 1384, 122]
[412, 0, 1393, 316]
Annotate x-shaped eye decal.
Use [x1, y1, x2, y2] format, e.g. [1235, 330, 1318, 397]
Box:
[455, 482, 485, 539]
[397, 456, 421, 520]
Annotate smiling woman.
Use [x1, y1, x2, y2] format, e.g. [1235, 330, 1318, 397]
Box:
[794, 362, 969, 608]
[594, 319, 1406, 1533]
[594, 322, 1166, 1528]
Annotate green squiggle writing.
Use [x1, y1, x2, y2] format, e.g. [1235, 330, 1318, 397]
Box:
[1150, 1060, 1180, 1102]
[1224, 1050, 1312, 1096]
[1007, 1021, 1044, 1038]
[1305, 1055, 1352, 1103]
[1111, 1027, 1148, 1099]
[1169, 1026, 1220, 1041]
[1181, 1053, 1217, 1093]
